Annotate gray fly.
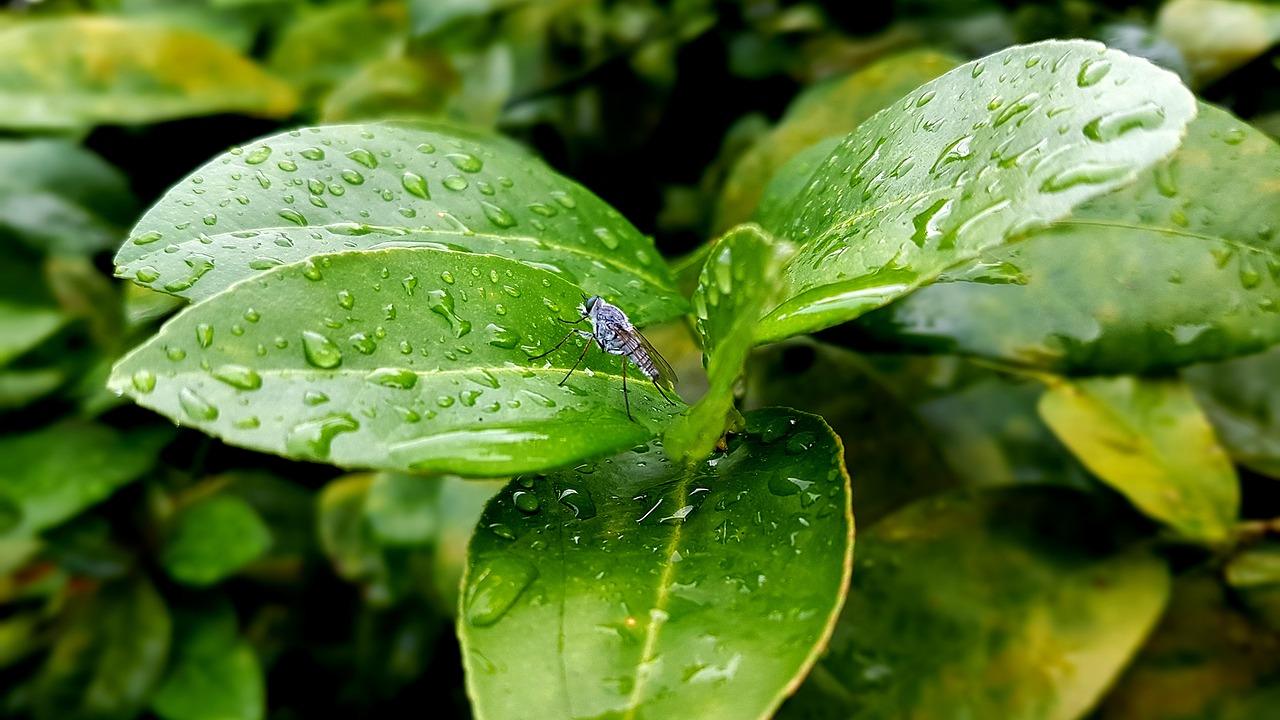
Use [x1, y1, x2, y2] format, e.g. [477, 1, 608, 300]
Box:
[531, 295, 678, 419]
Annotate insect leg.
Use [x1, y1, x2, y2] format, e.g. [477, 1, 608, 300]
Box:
[622, 354, 633, 421]
[529, 329, 578, 360]
[557, 336, 595, 386]
[652, 379, 678, 406]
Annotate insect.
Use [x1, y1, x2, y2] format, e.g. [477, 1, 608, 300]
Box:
[531, 295, 678, 420]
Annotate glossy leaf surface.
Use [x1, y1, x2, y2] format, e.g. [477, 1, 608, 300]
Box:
[664, 224, 794, 462]
[110, 248, 683, 476]
[783, 487, 1170, 720]
[854, 103, 1280, 373]
[461, 408, 853, 720]
[161, 495, 273, 587]
[114, 122, 684, 325]
[1039, 377, 1239, 543]
[755, 40, 1197, 342]
[0, 17, 296, 130]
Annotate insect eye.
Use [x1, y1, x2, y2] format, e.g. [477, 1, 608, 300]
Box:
[584, 296, 600, 311]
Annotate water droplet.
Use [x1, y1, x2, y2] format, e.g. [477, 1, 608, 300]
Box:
[366, 367, 418, 389]
[131, 230, 163, 245]
[346, 148, 378, 169]
[162, 255, 215, 293]
[131, 370, 156, 393]
[992, 92, 1040, 127]
[910, 198, 954, 248]
[341, 169, 364, 185]
[277, 160, 298, 172]
[244, 146, 272, 165]
[786, 432, 816, 454]
[437, 395, 455, 408]
[513, 491, 540, 513]
[1039, 163, 1129, 192]
[916, 90, 936, 107]
[487, 323, 520, 349]
[284, 413, 359, 460]
[1077, 58, 1112, 87]
[528, 202, 557, 217]
[1223, 127, 1246, 146]
[402, 172, 430, 199]
[349, 333, 377, 355]
[135, 266, 160, 283]
[179, 388, 218, 421]
[930, 135, 973, 174]
[166, 346, 187, 362]
[767, 475, 814, 497]
[303, 390, 329, 406]
[417, 143, 436, 154]
[429, 290, 472, 337]
[459, 389, 482, 406]
[402, 274, 418, 296]
[301, 330, 343, 368]
[337, 290, 355, 310]
[521, 390, 556, 408]
[465, 555, 537, 627]
[446, 152, 483, 173]
[209, 363, 262, 391]
[594, 228, 621, 249]
[481, 202, 517, 229]
[442, 175, 468, 191]
[194, 323, 214, 349]
[278, 208, 307, 226]
[557, 487, 597, 519]
[202, 214, 218, 226]
[550, 190, 576, 208]
[441, 270, 455, 284]
[1083, 102, 1166, 142]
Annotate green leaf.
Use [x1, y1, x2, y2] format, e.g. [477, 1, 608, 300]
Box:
[365, 472, 440, 547]
[714, 50, 959, 233]
[1226, 540, 1280, 632]
[151, 596, 264, 720]
[410, 0, 523, 36]
[664, 224, 794, 461]
[1097, 571, 1280, 720]
[316, 474, 385, 585]
[460, 408, 853, 720]
[0, 17, 297, 130]
[754, 39, 1197, 342]
[33, 575, 172, 720]
[109, 248, 683, 476]
[1184, 345, 1280, 479]
[0, 422, 171, 541]
[782, 486, 1170, 720]
[1038, 376, 1239, 543]
[854, 102, 1280, 373]
[744, 341, 959, 526]
[161, 495, 273, 587]
[0, 367, 65, 410]
[0, 303, 69, 367]
[114, 121, 684, 325]
[266, 0, 409, 103]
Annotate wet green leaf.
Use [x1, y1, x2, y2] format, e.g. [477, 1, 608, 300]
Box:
[0, 422, 170, 541]
[782, 487, 1170, 720]
[114, 122, 684, 326]
[0, 17, 297, 130]
[854, 103, 1280, 373]
[754, 40, 1197, 342]
[1184, 345, 1280, 479]
[1098, 571, 1280, 719]
[744, 342, 959, 526]
[664, 224, 794, 462]
[1157, 0, 1280, 86]
[109, 247, 683, 476]
[1038, 376, 1239, 544]
[33, 575, 172, 720]
[266, 0, 409, 104]
[151, 597, 264, 720]
[715, 50, 959, 233]
[161, 495, 273, 587]
[461, 408, 853, 720]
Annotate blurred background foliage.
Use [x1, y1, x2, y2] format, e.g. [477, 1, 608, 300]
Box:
[1, 0, 1279, 718]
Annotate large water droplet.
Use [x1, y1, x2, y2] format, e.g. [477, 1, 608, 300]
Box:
[465, 556, 538, 627]
[278, 208, 307, 226]
[513, 490, 540, 513]
[1077, 58, 1112, 87]
[487, 323, 520, 349]
[481, 202, 517, 229]
[179, 388, 219, 421]
[446, 152, 483, 173]
[558, 487, 597, 519]
[211, 364, 262, 390]
[366, 367, 418, 389]
[284, 413, 359, 460]
[1039, 163, 1129, 192]
[244, 146, 272, 165]
[429, 290, 472, 337]
[1083, 102, 1166, 142]
[402, 172, 430, 199]
[301, 330, 343, 368]
[131, 369, 156, 393]
[349, 333, 377, 355]
[346, 148, 378, 169]
[131, 230, 163, 246]
[162, 255, 215, 293]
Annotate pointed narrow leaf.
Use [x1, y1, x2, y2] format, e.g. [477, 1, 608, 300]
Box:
[755, 39, 1197, 342]
[854, 103, 1280, 373]
[461, 408, 853, 720]
[0, 17, 297, 130]
[114, 122, 684, 325]
[109, 248, 682, 476]
[782, 487, 1170, 720]
[664, 224, 794, 461]
[1038, 376, 1239, 543]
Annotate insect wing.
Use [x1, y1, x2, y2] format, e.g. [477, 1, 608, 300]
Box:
[635, 329, 678, 387]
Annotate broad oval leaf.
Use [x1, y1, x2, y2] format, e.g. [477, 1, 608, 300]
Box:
[853, 102, 1280, 373]
[714, 50, 960, 233]
[460, 408, 853, 720]
[0, 17, 297, 130]
[114, 122, 684, 326]
[754, 39, 1197, 342]
[1184, 345, 1280, 479]
[160, 495, 273, 587]
[664, 224, 794, 462]
[150, 597, 265, 720]
[108, 247, 683, 476]
[1038, 376, 1239, 544]
[781, 486, 1170, 720]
